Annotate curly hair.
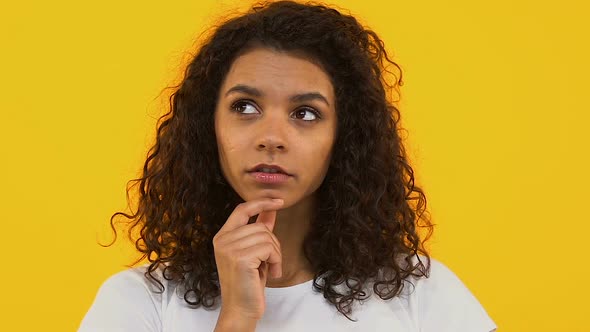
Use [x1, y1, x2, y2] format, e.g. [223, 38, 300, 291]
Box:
[108, 0, 433, 321]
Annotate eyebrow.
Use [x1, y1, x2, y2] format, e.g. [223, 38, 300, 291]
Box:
[224, 84, 331, 107]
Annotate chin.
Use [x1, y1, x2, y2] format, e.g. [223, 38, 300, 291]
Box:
[240, 189, 284, 201]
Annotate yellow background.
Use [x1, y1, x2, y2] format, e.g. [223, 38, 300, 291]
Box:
[1, 0, 588, 331]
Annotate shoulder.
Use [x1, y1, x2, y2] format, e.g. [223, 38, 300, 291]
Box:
[397, 256, 497, 332]
[78, 264, 170, 331]
[414, 256, 473, 294]
[92, 264, 170, 307]
[101, 264, 166, 294]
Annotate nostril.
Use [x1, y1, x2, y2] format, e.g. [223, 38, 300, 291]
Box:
[257, 143, 285, 150]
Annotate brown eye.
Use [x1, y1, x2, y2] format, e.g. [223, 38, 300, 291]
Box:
[292, 108, 320, 121]
[231, 100, 259, 114]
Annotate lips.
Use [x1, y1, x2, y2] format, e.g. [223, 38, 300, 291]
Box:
[247, 163, 291, 176]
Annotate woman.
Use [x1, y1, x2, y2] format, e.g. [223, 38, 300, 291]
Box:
[79, 1, 497, 331]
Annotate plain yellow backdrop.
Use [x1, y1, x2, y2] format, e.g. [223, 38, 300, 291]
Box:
[1, 0, 588, 331]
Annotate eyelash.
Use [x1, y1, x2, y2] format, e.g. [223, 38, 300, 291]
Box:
[229, 99, 322, 121]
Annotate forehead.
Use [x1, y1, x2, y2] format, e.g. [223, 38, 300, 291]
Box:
[221, 47, 335, 99]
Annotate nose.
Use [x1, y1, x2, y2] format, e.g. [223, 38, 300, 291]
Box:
[255, 112, 288, 152]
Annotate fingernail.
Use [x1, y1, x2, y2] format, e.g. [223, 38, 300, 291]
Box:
[272, 199, 284, 204]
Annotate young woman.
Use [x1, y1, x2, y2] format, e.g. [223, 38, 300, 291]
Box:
[79, 1, 497, 331]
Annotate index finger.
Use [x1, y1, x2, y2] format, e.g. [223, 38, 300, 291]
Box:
[218, 198, 284, 234]
[256, 210, 277, 233]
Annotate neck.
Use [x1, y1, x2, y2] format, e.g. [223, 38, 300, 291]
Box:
[265, 194, 316, 288]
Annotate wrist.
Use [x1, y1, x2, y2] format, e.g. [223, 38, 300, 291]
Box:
[214, 308, 258, 332]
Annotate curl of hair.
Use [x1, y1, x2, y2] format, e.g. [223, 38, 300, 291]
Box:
[108, 0, 434, 321]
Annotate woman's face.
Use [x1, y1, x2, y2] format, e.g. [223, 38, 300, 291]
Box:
[214, 47, 337, 208]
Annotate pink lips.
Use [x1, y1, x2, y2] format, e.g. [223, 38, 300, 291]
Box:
[249, 171, 291, 184]
[248, 163, 290, 175]
[247, 163, 292, 184]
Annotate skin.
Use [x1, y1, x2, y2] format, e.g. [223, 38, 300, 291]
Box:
[214, 46, 337, 287]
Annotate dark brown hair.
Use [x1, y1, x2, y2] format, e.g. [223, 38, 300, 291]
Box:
[109, 0, 433, 321]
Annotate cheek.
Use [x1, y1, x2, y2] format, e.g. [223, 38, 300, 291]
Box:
[215, 115, 244, 152]
[216, 133, 242, 182]
[309, 137, 335, 171]
[217, 131, 244, 163]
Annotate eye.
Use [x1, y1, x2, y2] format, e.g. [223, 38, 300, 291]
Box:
[230, 100, 259, 114]
[291, 107, 320, 121]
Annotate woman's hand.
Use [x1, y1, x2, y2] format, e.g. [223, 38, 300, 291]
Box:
[212, 198, 284, 322]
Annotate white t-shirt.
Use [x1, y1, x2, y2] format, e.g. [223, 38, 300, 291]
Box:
[79, 258, 496, 331]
